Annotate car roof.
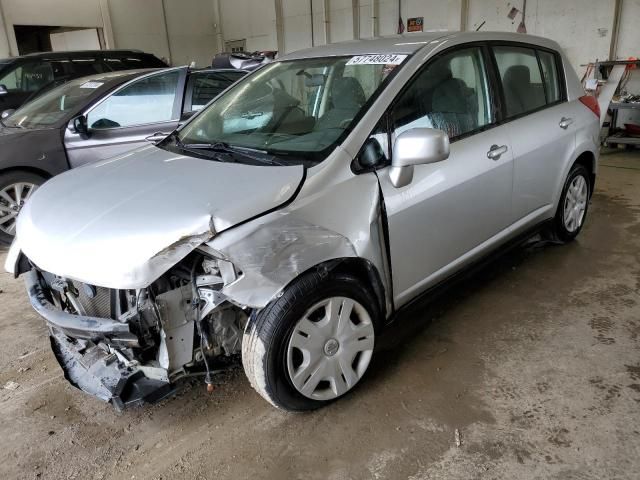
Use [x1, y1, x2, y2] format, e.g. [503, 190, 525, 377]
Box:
[21, 50, 152, 59]
[70, 68, 161, 86]
[279, 31, 562, 60]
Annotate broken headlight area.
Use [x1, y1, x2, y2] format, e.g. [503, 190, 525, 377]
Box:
[25, 251, 248, 410]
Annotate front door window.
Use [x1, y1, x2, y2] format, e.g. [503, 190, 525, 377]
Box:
[391, 47, 493, 141]
[88, 70, 180, 129]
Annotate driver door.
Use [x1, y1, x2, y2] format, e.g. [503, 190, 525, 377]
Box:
[64, 69, 185, 168]
[376, 45, 514, 306]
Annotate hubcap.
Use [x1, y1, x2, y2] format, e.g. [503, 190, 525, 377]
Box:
[286, 296, 375, 401]
[0, 182, 38, 236]
[563, 175, 588, 233]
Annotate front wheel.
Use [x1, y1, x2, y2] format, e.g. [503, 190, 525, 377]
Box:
[0, 171, 45, 245]
[242, 270, 379, 411]
[550, 163, 591, 243]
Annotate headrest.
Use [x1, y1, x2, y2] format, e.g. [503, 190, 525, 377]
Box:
[503, 65, 531, 87]
[332, 77, 366, 106]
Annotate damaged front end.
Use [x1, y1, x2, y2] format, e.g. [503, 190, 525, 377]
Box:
[23, 250, 247, 410]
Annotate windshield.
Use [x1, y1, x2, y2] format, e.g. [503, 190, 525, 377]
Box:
[175, 55, 407, 162]
[3, 76, 106, 128]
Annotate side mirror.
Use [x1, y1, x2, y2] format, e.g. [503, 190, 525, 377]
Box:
[389, 128, 449, 188]
[355, 137, 386, 172]
[180, 110, 196, 122]
[0, 85, 7, 96]
[1, 109, 15, 119]
[72, 115, 89, 136]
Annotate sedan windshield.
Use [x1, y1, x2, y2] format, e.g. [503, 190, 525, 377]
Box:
[175, 55, 407, 161]
[3, 77, 105, 129]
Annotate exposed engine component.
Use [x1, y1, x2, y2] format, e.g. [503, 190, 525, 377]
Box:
[27, 250, 249, 409]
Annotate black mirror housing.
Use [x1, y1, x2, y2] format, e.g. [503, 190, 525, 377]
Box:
[72, 115, 89, 136]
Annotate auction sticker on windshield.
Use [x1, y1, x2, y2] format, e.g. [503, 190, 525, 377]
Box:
[346, 54, 408, 65]
[79, 81, 104, 89]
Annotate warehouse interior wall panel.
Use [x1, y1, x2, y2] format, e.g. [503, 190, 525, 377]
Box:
[0, 1, 639, 76]
[107, 0, 171, 62]
[219, 0, 278, 52]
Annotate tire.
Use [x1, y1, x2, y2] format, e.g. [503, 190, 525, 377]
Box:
[0, 171, 45, 246]
[242, 270, 380, 411]
[550, 163, 591, 243]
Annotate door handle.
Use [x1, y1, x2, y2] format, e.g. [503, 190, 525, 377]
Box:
[487, 144, 508, 160]
[145, 132, 170, 143]
[559, 117, 574, 129]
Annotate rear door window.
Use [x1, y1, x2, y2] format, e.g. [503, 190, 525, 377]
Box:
[103, 55, 166, 71]
[186, 71, 245, 112]
[68, 58, 106, 77]
[87, 70, 180, 129]
[492, 46, 547, 118]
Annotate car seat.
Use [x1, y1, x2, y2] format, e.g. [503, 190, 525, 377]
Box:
[315, 77, 366, 131]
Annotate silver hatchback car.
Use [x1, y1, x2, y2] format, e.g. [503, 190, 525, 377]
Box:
[6, 31, 600, 411]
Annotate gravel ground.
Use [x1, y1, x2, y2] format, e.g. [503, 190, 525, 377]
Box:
[0, 149, 639, 480]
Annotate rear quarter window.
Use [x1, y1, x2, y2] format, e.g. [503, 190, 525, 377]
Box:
[537, 50, 563, 104]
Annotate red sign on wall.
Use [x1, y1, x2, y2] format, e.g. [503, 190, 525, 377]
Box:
[407, 17, 424, 32]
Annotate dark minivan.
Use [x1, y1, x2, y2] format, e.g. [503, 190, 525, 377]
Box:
[0, 50, 167, 111]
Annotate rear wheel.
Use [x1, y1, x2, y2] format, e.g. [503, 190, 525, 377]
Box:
[0, 171, 45, 245]
[550, 163, 590, 242]
[242, 270, 378, 411]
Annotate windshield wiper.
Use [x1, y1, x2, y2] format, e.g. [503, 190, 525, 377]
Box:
[173, 137, 288, 166]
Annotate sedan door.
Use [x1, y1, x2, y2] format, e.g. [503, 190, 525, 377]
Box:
[491, 45, 576, 223]
[376, 46, 514, 307]
[64, 68, 186, 168]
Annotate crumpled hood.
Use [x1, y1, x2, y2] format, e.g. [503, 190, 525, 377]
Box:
[17, 145, 305, 288]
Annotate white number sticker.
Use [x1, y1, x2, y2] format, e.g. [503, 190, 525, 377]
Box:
[346, 54, 408, 66]
[79, 81, 104, 89]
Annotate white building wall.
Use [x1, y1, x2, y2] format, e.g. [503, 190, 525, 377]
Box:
[0, 0, 219, 66]
[163, 0, 219, 66]
[0, 15, 9, 58]
[219, 0, 277, 52]
[0, 0, 638, 75]
[467, 0, 616, 73]
[107, 0, 171, 61]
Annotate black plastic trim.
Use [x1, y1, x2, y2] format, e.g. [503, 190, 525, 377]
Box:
[25, 269, 138, 346]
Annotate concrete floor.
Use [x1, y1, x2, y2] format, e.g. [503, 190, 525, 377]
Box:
[1, 149, 639, 480]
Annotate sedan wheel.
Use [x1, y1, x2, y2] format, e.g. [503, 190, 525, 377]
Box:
[550, 163, 590, 243]
[0, 182, 38, 235]
[0, 173, 42, 245]
[563, 175, 588, 233]
[286, 296, 374, 401]
[242, 271, 380, 411]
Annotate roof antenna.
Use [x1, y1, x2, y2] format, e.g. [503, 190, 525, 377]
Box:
[475, 21, 486, 31]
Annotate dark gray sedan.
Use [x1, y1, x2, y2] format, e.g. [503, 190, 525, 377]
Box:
[0, 66, 247, 244]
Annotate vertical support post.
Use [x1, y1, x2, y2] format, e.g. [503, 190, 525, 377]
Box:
[213, 0, 226, 54]
[372, 0, 379, 37]
[309, 0, 315, 46]
[98, 0, 115, 49]
[352, 0, 360, 40]
[0, 1, 11, 57]
[323, 0, 330, 44]
[609, 0, 622, 61]
[274, 0, 285, 53]
[160, 0, 173, 65]
[460, 0, 468, 31]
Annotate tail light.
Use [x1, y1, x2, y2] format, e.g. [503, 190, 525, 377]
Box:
[579, 95, 600, 119]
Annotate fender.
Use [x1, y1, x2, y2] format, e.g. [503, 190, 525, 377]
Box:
[206, 167, 393, 315]
[551, 138, 598, 212]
